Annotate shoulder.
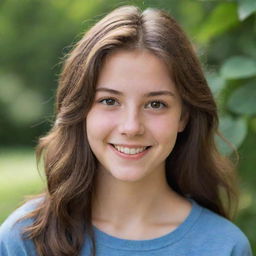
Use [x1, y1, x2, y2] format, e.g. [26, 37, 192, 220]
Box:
[189, 201, 252, 255]
[0, 197, 42, 256]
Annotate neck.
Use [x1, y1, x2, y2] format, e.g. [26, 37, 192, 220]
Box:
[92, 166, 184, 226]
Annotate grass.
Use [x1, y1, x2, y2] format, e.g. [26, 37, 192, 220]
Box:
[0, 147, 255, 253]
[0, 147, 44, 223]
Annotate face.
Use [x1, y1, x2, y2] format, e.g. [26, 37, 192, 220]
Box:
[86, 49, 187, 183]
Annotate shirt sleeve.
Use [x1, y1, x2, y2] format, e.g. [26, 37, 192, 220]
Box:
[231, 233, 253, 256]
[0, 202, 38, 256]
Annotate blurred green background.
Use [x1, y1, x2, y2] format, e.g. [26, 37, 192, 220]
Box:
[0, 0, 255, 252]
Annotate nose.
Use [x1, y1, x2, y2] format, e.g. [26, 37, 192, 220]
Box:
[118, 107, 145, 137]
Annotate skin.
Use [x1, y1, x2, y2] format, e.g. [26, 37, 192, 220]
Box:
[86, 49, 191, 239]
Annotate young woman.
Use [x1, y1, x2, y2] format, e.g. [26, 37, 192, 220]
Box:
[0, 5, 252, 256]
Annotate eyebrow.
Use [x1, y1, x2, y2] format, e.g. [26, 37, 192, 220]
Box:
[96, 87, 175, 97]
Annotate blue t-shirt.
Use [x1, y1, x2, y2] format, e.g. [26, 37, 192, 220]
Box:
[0, 198, 253, 256]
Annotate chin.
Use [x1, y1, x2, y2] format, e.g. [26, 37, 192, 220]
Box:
[110, 169, 148, 183]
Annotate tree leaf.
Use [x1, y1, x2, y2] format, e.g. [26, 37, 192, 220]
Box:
[206, 72, 226, 97]
[221, 56, 256, 79]
[227, 80, 256, 115]
[238, 0, 256, 20]
[216, 115, 247, 155]
[196, 3, 239, 44]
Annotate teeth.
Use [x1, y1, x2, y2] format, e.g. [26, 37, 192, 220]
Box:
[113, 145, 147, 155]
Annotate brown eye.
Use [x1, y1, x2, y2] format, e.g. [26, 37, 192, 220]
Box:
[146, 101, 167, 109]
[100, 98, 119, 106]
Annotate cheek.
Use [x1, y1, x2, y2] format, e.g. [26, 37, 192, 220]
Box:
[149, 116, 180, 140]
[86, 109, 117, 139]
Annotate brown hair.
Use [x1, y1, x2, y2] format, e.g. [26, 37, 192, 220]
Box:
[21, 5, 238, 256]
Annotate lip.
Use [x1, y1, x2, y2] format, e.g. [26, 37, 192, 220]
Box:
[108, 144, 151, 160]
[110, 143, 151, 148]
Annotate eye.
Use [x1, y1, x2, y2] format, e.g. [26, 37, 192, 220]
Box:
[146, 101, 167, 109]
[99, 98, 119, 106]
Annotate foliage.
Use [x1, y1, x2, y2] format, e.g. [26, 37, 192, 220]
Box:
[190, 1, 256, 156]
[1, 0, 255, 151]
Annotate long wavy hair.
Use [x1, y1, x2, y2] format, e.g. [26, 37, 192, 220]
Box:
[21, 5, 238, 256]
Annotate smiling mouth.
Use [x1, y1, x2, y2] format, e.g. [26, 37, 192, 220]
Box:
[110, 144, 151, 155]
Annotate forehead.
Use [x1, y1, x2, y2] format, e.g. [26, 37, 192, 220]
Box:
[96, 49, 177, 93]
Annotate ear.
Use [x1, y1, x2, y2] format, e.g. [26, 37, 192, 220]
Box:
[178, 110, 189, 132]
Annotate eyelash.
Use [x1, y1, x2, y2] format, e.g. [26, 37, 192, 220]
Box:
[145, 101, 168, 109]
[97, 98, 168, 110]
[98, 97, 119, 106]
